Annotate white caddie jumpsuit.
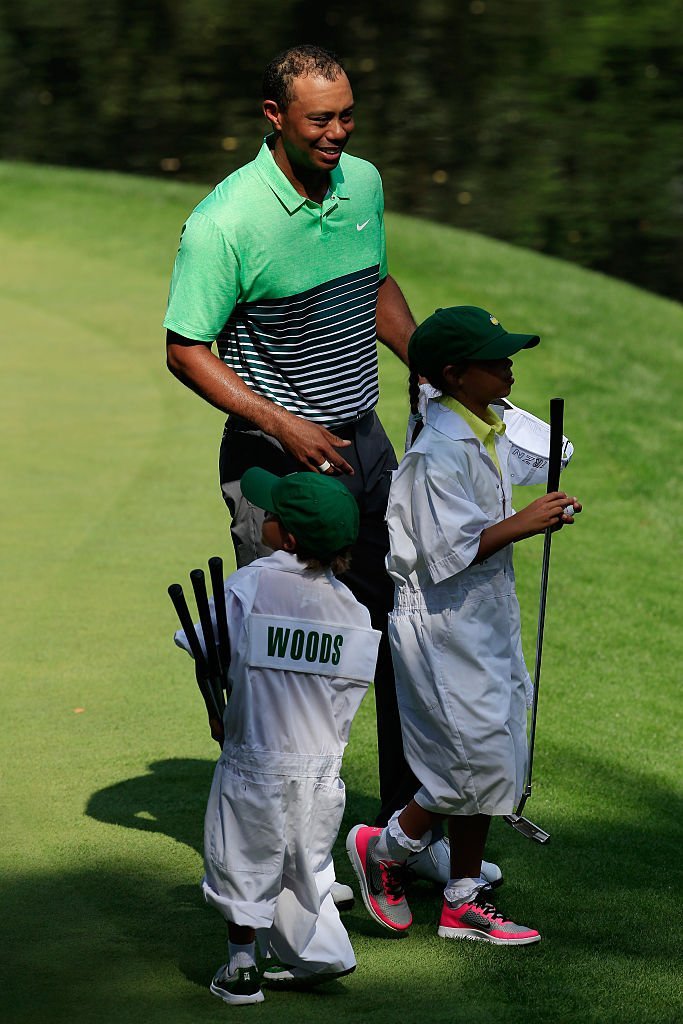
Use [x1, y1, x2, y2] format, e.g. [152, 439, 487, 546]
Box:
[386, 398, 550, 817]
[188, 550, 380, 975]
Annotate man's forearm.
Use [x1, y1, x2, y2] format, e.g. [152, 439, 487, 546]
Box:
[166, 335, 293, 435]
[166, 332, 356, 473]
[376, 275, 416, 366]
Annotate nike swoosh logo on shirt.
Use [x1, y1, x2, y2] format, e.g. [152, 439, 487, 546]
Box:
[356, 220, 370, 231]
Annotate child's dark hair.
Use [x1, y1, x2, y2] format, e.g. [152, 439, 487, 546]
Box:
[407, 358, 470, 446]
[296, 547, 353, 576]
[408, 362, 425, 445]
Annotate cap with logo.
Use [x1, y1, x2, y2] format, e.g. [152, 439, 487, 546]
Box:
[408, 305, 540, 379]
[240, 468, 359, 558]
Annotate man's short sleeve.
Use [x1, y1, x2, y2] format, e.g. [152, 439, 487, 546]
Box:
[163, 212, 240, 343]
[377, 173, 388, 280]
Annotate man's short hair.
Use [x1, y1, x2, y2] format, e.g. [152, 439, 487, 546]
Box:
[263, 45, 346, 110]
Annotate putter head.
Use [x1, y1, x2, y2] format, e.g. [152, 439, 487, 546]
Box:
[503, 813, 551, 844]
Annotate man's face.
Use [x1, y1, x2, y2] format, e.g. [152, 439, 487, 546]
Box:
[266, 72, 355, 173]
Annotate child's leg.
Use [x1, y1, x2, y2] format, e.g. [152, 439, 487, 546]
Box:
[264, 860, 356, 982]
[347, 798, 437, 933]
[227, 921, 257, 970]
[373, 798, 438, 861]
[210, 920, 263, 1005]
[448, 813, 491, 885]
[437, 813, 540, 946]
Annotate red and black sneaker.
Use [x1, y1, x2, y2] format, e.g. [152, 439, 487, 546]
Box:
[346, 824, 412, 932]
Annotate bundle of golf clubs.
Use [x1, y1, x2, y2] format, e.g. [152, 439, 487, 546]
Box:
[168, 556, 231, 745]
[503, 396, 565, 845]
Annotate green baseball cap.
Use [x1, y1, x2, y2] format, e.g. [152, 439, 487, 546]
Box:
[409, 305, 540, 378]
[240, 467, 359, 558]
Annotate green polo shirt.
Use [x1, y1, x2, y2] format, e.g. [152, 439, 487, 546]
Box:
[439, 396, 506, 474]
[164, 137, 388, 424]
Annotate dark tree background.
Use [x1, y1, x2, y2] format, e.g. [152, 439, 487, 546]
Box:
[2, 0, 682, 299]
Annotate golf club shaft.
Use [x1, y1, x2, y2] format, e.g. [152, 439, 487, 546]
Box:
[168, 583, 209, 676]
[520, 397, 564, 805]
[168, 583, 223, 723]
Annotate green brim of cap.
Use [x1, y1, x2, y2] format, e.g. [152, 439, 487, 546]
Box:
[240, 466, 279, 512]
[473, 331, 540, 359]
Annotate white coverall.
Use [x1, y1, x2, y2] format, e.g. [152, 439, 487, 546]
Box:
[193, 550, 380, 975]
[386, 398, 556, 817]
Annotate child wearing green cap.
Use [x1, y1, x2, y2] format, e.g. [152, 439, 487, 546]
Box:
[347, 306, 581, 945]
[198, 469, 380, 1004]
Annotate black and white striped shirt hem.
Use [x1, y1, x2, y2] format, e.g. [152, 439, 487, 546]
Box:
[217, 266, 381, 424]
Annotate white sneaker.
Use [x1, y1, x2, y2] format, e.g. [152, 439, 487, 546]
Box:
[404, 838, 503, 889]
[331, 880, 355, 911]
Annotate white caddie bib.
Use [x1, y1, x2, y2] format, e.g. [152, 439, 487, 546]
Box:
[499, 401, 573, 485]
[248, 614, 381, 682]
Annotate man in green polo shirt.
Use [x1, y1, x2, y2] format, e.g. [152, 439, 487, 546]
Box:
[164, 45, 420, 852]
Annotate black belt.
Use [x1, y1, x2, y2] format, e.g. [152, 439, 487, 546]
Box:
[227, 408, 375, 434]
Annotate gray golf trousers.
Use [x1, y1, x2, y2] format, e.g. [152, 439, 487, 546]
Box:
[218, 410, 419, 826]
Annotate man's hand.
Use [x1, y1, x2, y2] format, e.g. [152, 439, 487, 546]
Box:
[272, 414, 354, 475]
[166, 333, 354, 473]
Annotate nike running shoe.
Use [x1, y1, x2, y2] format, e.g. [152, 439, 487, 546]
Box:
[404, 837, 503, 889]
[210, 962, 264, 1005]
[346, 824, 412, 932]
[437, 892, 540, 945]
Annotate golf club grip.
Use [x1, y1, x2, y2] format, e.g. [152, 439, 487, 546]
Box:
[190, 569, 221, 678]
[546, 397, 565, 493]
[208, 556, 231, 677]
[167, 583, 209, 675]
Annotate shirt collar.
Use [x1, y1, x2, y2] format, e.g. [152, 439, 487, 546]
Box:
[258, 548, 332, 579]
[254, 135, 350, 213]
[427, 395, 506, 442]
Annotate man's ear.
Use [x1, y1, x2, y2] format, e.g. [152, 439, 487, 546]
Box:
[263, 100, 283, 131]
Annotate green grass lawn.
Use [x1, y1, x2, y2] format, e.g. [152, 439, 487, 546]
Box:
[1, 162, 682, 1024]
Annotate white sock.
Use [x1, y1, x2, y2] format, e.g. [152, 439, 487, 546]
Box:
[373, 809, 432, 863]
[228, 942, 256, 974]
[443, 876, 483, 907]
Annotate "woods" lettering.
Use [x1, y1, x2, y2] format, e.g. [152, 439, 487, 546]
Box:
[267, 626, 344, 665]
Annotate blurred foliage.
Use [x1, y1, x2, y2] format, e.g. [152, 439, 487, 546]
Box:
[2, 0, 682, 299]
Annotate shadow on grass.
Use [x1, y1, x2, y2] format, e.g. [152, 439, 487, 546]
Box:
[84, 755, 380, 876]
[86, 756, 214, 857]
[84, 752, 683, 982]
[2, 752, 680, 1024]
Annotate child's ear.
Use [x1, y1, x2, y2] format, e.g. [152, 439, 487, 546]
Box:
[282, 530, 298, 553]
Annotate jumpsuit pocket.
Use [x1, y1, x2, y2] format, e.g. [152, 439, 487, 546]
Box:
[206, 765, 285, 876]
[389, 611, 441, 712]
[307, 779, 346, 872]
